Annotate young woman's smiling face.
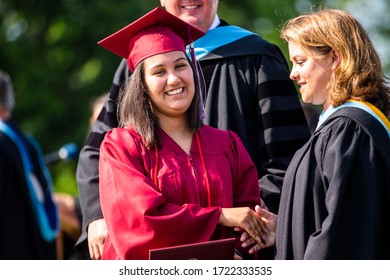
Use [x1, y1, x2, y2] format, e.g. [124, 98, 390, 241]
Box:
[143, 50, 195, 118]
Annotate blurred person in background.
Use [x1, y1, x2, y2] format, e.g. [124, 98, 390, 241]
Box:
[76, 0, 310, 260]
[0, 69, 59, 259]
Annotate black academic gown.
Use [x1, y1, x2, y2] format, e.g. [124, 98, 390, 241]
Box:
[197, 23, 310, 214]
[276, 107, 390, 259]
[0, 120, 57, 259]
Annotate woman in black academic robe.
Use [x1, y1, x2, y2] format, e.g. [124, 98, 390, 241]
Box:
[274, 8, 390, 259]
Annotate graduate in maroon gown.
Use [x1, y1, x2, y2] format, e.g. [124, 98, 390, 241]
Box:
[97, 7, 276, 260]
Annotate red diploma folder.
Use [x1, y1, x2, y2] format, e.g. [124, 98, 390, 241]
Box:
[149, 238, 236, 260]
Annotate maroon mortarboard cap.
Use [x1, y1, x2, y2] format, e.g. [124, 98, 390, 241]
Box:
[98, 7, 205, 72]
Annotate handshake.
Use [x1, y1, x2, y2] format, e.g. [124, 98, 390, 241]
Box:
[220, 205, 277, 257]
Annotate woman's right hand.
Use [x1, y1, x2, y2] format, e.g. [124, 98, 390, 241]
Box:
[219, 207, 268, 246]
[236, 205, 277, 253]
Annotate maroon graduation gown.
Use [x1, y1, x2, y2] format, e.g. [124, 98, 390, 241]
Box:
[99, 125, 261, 259]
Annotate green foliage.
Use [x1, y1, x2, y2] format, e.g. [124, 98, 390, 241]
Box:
[48, 161, 78, 195]
[0, 0, 157, 193]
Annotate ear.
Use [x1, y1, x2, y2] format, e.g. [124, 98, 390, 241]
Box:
[330, 49, 341, 70]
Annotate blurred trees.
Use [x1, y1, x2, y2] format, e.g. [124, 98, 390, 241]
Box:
[1, 0, 389, 193]
[0, 0, 157, 152]
[0, 0, 157, 193]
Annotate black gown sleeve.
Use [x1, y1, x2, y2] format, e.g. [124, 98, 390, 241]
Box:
[75, 59, 129, 250]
